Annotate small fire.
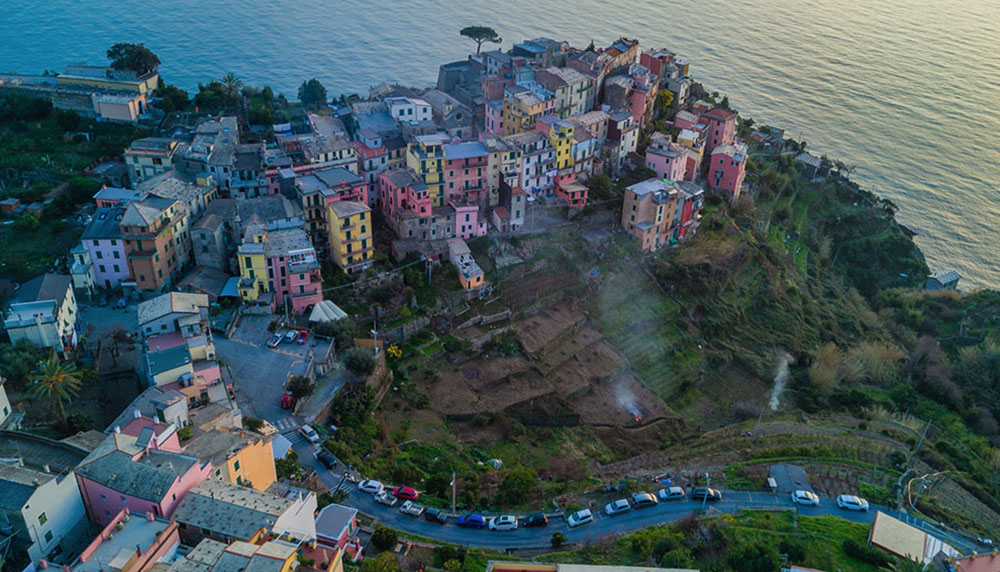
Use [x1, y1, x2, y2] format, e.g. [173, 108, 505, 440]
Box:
[634, 416, 643, 423]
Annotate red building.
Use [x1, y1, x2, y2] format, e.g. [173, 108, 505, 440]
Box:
[443, 141, 489, 205]
[701, 107, 737, 155]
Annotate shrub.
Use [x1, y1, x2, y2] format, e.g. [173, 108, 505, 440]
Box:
[842, 539, 891, 567]
[177, 426, 193, 440]
[371, 525, 398, 550]
[244, 417, 265, 432]
[550, 532, 568, 547]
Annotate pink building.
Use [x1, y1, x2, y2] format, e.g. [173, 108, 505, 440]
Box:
[75, 431, 211, 526]
[453, 202, 486, 239]
[443, 142, 489, 205]
[701, 107, 737, 155]
[380, 169, 432, 225]
[484, 100, 504, 137]
[93, 187, 148, 209]
[315, 504, 359, 550]
[645, 133, 687, 182]
[119, 416, 182, 453]
[264, 227, 323, 314]
[311, 167, 369, 204]
[707, 144, 748, 200]
[74, 508, 181, 572]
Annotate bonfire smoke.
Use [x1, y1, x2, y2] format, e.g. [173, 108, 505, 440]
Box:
[615, 381, 643, 419]
[769, 351, 795, 410]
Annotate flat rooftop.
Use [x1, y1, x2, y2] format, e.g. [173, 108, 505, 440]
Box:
[74, 515, 170, 572]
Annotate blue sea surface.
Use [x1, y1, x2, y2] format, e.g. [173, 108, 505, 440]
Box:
[2, 0, 997, 287]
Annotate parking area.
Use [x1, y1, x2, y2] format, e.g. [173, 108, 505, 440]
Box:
[77, 300, 138, 340]
[230, 314, 314, 359]
[217, 336, 308, 429]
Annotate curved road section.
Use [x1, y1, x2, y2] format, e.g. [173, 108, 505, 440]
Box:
[291, 435, 980, 553]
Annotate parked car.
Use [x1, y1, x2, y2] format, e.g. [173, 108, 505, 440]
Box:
[373, 491, 398, 507]
[280, 392, 293, 409]
[358, 480, 384, 495]
[691, 487, 723, 501]
[522, 513, 548, 528]
[267, 332, 283, 348]
[315, 450, 336, 470]
[658, 486, 686, 501]
[296, 329, 309, 344]
[298, 424, 321, 444]
[392, 486, 419, 501]
[98, 294, 109, 307]
[605, 498, 632, 516]
[791, 490, 820, 506]
[632, 491, 659, 508]
[424, 508, 448, 524]
[115, 296, 127, 309]
[456, 514, 487, 529]
[567, 509, 594, 528]
[399, 500, 425, 517]
[284, 330, 298, 343]
[489, 515, 518, 531]
[836, 495, 869, 511]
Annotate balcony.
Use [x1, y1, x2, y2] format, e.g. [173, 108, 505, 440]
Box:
[288, 259, 320, 274]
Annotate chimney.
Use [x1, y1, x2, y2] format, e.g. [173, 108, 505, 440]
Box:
[43, 464, 51, 473]
[114, 426, 121, 433]
[133, 409, 141, 419]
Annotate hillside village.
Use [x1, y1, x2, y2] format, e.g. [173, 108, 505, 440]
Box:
[0, 32, 998, 572]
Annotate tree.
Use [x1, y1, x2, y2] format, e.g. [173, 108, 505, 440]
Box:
[298, 78, 328, 110]
[55, 109, 81, 132]
[31, 354, 82, 421]
[586, 173, 614, 201]
[106, 43, 160, 76]
[220, 73, 243, 101]
[287, 375, 315, 401]
[371, 525, 398, 550]
[497, 467, 537, 505]
[13, 213, 40, 233]
[177, 426, 193, 440]
[313, 319, 357, 350]
[654, 89, 675, 117]
[155, 83, 189, 112]
[459, 26, 502, 55]
[344, 348, 376, 377]
[275, 451, 303, 480]
[550, 532, 568, 547]
[244, 417, 265, 432]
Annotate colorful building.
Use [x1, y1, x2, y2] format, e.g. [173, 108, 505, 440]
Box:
[501, 85, 553, 136]
[533, 66, 593, 118]
[121, 195, 191, 291]
[701, 107, 737, 155]
[535, 115, 576, 171]
[83, 206, 144, 288]
[443, 141, 489, 205]
[264, 227, 323, 314]
[236, 225, 269, 306]
[707, 143, 748, 200]
[484, 137, 523, 206]
[183, 429, 277, 491]
[503, 131, 554, 196]
[622, 178, 680, 251]
[447, 238, 484, 291]
[2, 273, 77, 356]
[645, 132, 687, 182]
[406, 133, 450, 207]
[75, 431, 211, 527]
[124, 137, 180, 186]
[72, 508, 180, 572]
[327, 200, 374, 274]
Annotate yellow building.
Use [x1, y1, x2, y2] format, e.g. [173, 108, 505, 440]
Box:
[502, 90, 549, 136]
[539, 117, 576, 170]
[237, 224, 269, 303]
[327, 201, 373, 274]
[184, 429, 278, 491]
[406, 133, 450, 207]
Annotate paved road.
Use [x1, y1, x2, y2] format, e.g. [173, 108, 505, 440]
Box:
[287, 438, 983, 553]
[218, 336, 308, 431]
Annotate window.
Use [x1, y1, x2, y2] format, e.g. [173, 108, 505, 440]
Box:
[113, 265, 120, 273]
[38, 513, 47, 526]
[99, 265, 106, 273]
[233, 460, 240, 471]
[215, 468, 222, 477]
[44, 530, 53, 543]
[121, 495, 127, 504]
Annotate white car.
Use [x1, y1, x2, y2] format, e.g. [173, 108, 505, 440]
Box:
[605, 498, 632, 516]
[399, 500, 424, 517]
[489, 515, 518, 531]
[791, 490, 820, 506]
[836, 495, 869, 511]
[358, 480, 384, 495]
[658, 486, 686, 501]
[567, 509, 594, 528]
[373, 491, 398, 507]
[298, 425, 320, 444]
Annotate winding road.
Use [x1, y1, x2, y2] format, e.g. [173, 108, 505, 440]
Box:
[286, 436, 984, 554]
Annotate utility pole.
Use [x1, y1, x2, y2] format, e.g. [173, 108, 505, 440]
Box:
[370, 319, 379, 357]
[753, 407, 765, 442]
[912, 476, 931, 510]
[451, 471, 457, 516]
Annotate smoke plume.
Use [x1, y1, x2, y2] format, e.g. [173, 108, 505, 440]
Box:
[769, 351, 795, 410]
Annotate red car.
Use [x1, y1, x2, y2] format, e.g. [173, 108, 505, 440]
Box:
[296, 329, 309, 344]
[280, 392, 293, 409]
[392, 486, 419, 501]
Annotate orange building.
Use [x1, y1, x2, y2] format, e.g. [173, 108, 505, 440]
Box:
[121, 195, 191, 291]
[622, 178, 679, 252]
[183, 429, 277, 491]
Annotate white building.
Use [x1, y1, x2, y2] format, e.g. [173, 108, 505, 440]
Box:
[0, 433, 92, 565]
[2, 273, 78, 357]
[386, 96, 432, 124]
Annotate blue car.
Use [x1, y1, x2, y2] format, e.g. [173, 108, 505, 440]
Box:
[456, 514, 486, 529]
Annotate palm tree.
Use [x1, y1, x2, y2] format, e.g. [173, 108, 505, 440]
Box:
[31, 354, 83, 421]
[891, 558, 927, 572]
[220, 72, 243, 100]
